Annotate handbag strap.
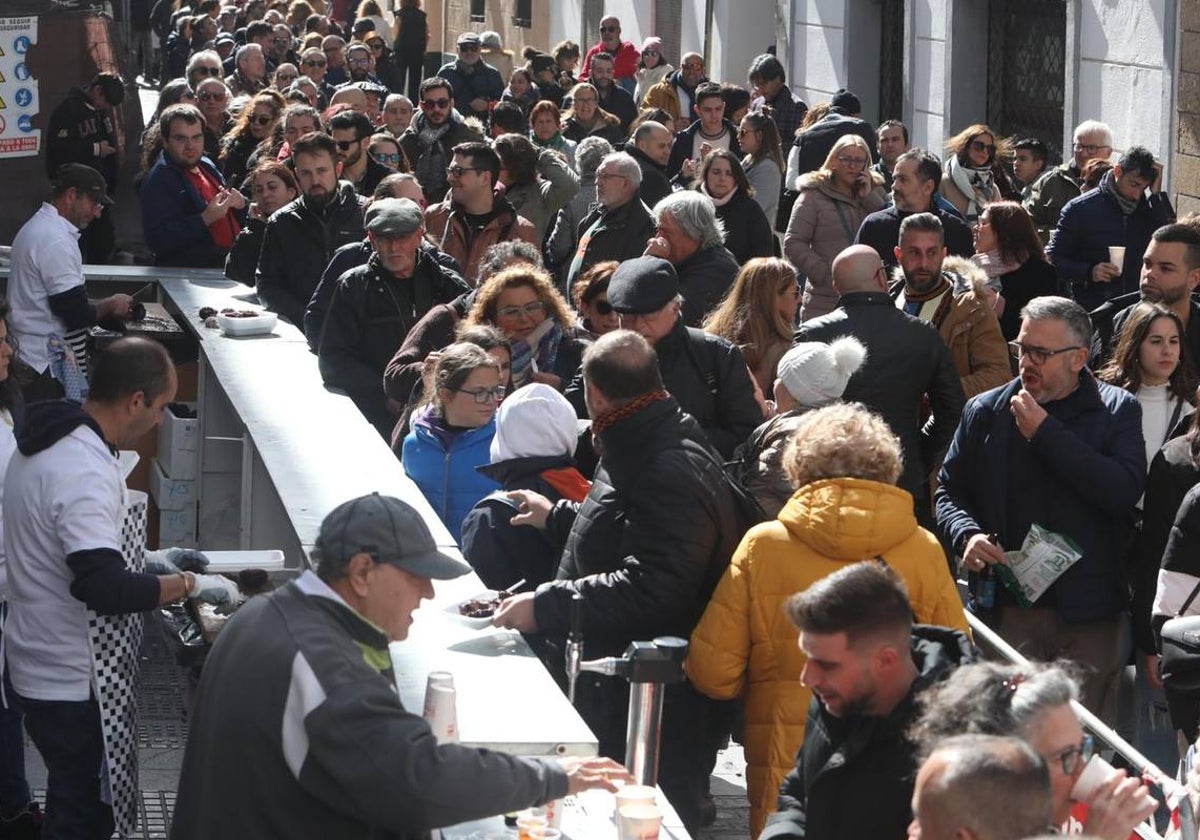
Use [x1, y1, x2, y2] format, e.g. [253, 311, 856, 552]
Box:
[1178, 577, 1200, 617]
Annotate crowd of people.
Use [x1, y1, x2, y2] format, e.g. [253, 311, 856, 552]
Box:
[9, 1, 1200, 837]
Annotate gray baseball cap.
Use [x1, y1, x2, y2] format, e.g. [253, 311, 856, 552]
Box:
[316, 493, 470, 579]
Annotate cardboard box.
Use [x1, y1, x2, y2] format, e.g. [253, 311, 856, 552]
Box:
[149, 459, 197, 511]
[158, 505, 197, 548]
[158, 402, 199, 480]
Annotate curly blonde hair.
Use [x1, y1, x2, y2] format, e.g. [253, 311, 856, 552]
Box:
[782, 402, 903, 489]
[465, 266, 575, 331]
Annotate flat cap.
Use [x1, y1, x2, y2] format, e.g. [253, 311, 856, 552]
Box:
[365, 197, 423, 237]
[607, 256, 679, 314]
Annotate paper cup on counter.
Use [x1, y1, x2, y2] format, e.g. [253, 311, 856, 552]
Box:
[1108, 246, 1126, 273]
[422, 682, 458, 744]
[1070, 754, 1121, 801]
[615, 785, 657, 815]
[617, 804, 662, 840]
[541, 799, 564, 828]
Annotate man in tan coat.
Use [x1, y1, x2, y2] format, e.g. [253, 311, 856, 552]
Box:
[890, 212, 1010, 398]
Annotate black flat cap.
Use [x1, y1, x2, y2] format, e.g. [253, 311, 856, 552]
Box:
[607, 257, 679, 314]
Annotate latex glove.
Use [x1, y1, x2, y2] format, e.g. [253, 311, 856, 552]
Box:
[188, 573, 242, 607]
[144, 547, 210, 575]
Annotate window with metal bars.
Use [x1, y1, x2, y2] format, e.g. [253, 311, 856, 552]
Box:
[879, 0, 904, 122]
[512, 0, 531, 27]
[470, 0, 485, 23]
[987, 0, 1066, 162]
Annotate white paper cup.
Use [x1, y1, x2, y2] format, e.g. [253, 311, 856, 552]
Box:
[1070, 754, 1121, 801]
[1108, 246, 1126, 273]
[615, 785, 657, 815]
[617, 804, 662, 840]
[541, 799, 564, 829]
[423, 684, 458, 744]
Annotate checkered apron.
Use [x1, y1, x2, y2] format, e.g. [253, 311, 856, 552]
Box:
[85, 489, 148, 838]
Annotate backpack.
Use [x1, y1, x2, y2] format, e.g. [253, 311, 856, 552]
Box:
[680, 438, 771, 534]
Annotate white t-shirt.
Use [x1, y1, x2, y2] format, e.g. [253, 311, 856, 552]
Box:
[8, 203, 84, 374]
[4, 422, 124, 701]
[0, 410, 17, 601]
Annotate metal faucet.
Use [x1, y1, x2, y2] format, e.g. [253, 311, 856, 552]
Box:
[576, 636, 689, 786]
[565, 593, 585, 704]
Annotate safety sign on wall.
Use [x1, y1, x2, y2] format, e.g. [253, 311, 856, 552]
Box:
[0, 17, 39, 160]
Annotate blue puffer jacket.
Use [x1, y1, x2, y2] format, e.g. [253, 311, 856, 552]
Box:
[401, 408, 499, 543]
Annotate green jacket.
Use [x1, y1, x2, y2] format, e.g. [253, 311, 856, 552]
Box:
[1023, 162, 1082, 244]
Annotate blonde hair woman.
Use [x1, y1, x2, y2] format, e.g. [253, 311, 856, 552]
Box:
[783, 134, 886, 321]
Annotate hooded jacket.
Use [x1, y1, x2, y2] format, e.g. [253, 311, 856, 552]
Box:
[46, 87, 119, 187]
[759, 625, 976, 840]
[255, 181, 368, 325]
[401, 408, 499, 542]
[688, 478, 969, 836]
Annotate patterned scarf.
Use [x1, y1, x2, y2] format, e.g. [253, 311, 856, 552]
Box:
[591, 389, 671, 436]
[1100, 169, 1140, 216]
[946, 156, 996, 221]
[971, 250, 1023, 280]
[509, 320, 564, 388]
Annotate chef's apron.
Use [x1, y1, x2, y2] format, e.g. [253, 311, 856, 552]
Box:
[85, 489, 148, 837]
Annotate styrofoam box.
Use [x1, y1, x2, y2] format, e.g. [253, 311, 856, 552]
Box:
[158, 402, 199, 480]
[149, 458, 197, 511]
[202, 550, 287, 572]
[159, 505, 197, 548]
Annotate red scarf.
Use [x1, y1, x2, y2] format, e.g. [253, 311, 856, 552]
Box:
[591, 389, 671, 436]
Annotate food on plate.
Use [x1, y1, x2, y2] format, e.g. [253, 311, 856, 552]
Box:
[458, 596, 500, 618]
[219, 308, 263, 318]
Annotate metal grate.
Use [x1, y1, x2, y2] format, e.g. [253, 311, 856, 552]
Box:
[31, 790, 175, 840]
[987, 0, 1067, 158]
[879, 0, 905, 122]
[138, 613, 191, 750]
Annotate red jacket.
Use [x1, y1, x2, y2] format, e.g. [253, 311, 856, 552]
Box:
[580, 41, 640, 80]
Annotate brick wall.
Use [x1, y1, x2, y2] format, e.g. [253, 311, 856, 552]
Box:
[1177, 0, 1200, 218]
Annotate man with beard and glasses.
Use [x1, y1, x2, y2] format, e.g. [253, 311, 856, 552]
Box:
[437, 33, 504, 123]
[1090, 223, 1200, 366]
[255, 132, 367, 325]
[398, 77, 484, 204]
[329, 110, 390, 195]
[761, 561, 974, 840]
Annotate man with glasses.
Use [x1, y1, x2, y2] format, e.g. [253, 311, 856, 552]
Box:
[798, 244, 963, 528]
[194, 77, 233, 161]
[318, 198, 468, 436]
[1025, 120, 1115, 243]
[665, 83, 740, 180]
[298, 46, 336, 107]
[436, 33, 504, 123]
[344, 42, 381, 86]
[563, 152, 655, 292]
[256, 131, 367, 325]
[643, 52, 709, 134]
[424, 142, 537, 286]
[580, 16, 639, 96]
[329, 110, 389, 195]
[398, 77, 484, 203]
[937, 295, 1145, 722]
[891, 213, 1010, 398]
[762, 562, 974, 840]
[141, 103, 246, 268]
[187, 49, 225, 89]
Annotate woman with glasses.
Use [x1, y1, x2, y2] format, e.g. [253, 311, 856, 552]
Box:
[561, 83, 624, 145]
[464, 266, 587, 392]
[367, 133, 406, 173]
[942, 123, 1015, 225]
[195, 77, 234, 161]
[363, 33, 403, 95]
[185, 49, 224, 91]
[913, 662, 1158, 838]
[572, 261, 621, 338]
[634, 36, 673, 106]
[219, 90, 285, 188]
[739, 110, 785, 230]
[401, 342, 504, 540]
[971, 201, 1059, 340]
[784, 134, 886, 321]
[698, 148, 774, 265]
[224, 160, 299, 285]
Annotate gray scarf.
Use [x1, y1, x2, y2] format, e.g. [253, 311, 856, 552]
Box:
[1100, 169, 1140, 215]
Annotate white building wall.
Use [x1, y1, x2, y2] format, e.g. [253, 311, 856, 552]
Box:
[910, 0, 946, 152]
[789, 0, 847, 107]
[709, 0, 777, 89]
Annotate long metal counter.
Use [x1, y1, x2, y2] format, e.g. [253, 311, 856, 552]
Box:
[153, 275, 599, 759]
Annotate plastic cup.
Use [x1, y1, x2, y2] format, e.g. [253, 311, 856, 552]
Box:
[516, 815, 547, 840]
[617, 804, 662, 840]
[615, 784, 657, 815]
[1108, 246, 1126, 273]
[529, 831, 561, 840]
[1071, 754, 1121, 801]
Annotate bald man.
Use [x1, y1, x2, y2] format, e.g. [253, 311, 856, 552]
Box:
[797, 244, 964, 527]
[909, 735, 1053, 840]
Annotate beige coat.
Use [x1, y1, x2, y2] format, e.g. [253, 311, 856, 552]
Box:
[784, 172, 885, 321]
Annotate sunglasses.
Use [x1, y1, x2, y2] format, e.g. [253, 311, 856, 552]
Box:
[1045, 734, 1095, 776]
[198, 91, 227, 102]
[459, 44, 480, 52]
[303, 58, 326, 67]
[335, 137, 364, 150]
[347, 56, 371, 66]
[195, 66, 222, 77]
[422, 98, 451, 109]
[970, 139, 997, 155]
[249, 114, 275, 125]
[371, 151, 402, 165]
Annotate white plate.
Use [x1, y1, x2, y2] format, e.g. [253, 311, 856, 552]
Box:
[217, 311, 277, 336]
[445, 590, 500, 628]
[202, 550, 286, 572]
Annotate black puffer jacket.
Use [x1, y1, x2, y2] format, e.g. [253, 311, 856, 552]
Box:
[627, 145, 672, 210]
[714, 189, 775, 265]
[677, 244, 740, 327]
[255, 182, 368, 326]
[564, 197, 655, 287]
[317, 250, 468, 437]
[761, 626, 976, 840]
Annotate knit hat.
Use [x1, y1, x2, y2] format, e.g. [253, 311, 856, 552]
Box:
[641, 36, 664, 54]
[830, 88, 862, 115]
[490, 383, 580, 462]
[776, 337, 867, 407]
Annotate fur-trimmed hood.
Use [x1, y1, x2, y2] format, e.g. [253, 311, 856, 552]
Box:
[889, 254, 995, 300]
[795, 166, 885, 194]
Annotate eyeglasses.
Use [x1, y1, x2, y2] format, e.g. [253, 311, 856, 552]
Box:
[198, 91, 227, 102]
[496, 301, 546, 319]
[422, 98, 451, 109]
[1008, 341, 1084, 365]
[595, 172, 626, 181]
[1073, 143, 1112, 154]
[1044, 734, 1095, 776]
[303, 58, 326, 67]
[335, 137, 365, 150]
[837, 155, 868, 168]
[969, 139, 997, 155]
[249, 114, 275, 126]
[446, 165, 482, 177]
[459, 44, 481, 52]
[348, 56, 371, 66]
[194, 66, 222, 77]
[371, 151, 402, 165]
[454, 385, 506, 404]
[276, 74, 297, 85]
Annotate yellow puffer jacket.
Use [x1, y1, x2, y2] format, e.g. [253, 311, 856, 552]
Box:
[686, 477, 969, 837]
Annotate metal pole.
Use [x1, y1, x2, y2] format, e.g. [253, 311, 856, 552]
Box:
[624, 682, 666, 786]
